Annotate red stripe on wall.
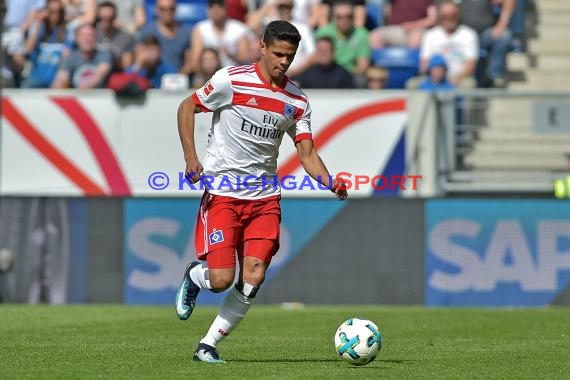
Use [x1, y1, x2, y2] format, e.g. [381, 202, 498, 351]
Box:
[277, 99, 407, 178]
[1, 97, 105, 195]
[51, 96, 132, 196]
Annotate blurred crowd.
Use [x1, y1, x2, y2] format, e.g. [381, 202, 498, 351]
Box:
[0, 0, 528, 92]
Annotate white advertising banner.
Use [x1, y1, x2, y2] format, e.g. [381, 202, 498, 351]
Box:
[1, 89, 408, 198]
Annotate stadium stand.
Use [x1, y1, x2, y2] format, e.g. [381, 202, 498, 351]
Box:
[2, 0, 542, 91]
[441, 0, 570, 193]
[145, 0, 207, 29]
[370, 46, 419, 89]
[364, 0, 383, 30]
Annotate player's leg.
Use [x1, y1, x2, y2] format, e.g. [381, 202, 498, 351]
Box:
[196, 239, 276, 351]
[175, 245, 237, 320]
[192, 245, 238, 364]
[175, 193, 238, 320]
[193, 198, 280, 363]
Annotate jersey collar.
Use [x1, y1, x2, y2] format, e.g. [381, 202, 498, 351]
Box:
[254, 62, 289, 92]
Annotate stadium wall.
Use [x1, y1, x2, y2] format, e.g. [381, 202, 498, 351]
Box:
[2, 197, 569, 307]
[2, 91, 569, 307]
[1, 89, 411, 198]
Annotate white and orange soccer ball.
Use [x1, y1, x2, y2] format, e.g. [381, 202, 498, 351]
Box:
[334, 318, 382, 366]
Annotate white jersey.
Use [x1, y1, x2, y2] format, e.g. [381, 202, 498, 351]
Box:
[191, 63, 312, 200]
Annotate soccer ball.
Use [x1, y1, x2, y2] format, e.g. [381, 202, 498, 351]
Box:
[334, 318, 382, 366]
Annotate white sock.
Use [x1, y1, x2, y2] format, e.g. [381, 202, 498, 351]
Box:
[189, 262, 212, 290]
[200, 282, 258, 347]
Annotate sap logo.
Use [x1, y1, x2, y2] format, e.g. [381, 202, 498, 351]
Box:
[126, 217, 292, 291]
[127, 218, 195, 291]
[428, 219, 570, 292]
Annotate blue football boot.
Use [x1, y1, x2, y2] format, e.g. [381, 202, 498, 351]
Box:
[175, 261, 201, 320]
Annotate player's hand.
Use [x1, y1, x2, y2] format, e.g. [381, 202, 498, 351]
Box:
[184, 159, 203, 184]
[330, 178, 348, 201]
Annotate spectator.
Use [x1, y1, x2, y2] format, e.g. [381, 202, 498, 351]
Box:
[316, 0, 370, 87]
[62, 0, 96, 31]
[51, 23, 112, 88]
[249, 0, 320, 26]
[191, 0, 251, 69]
[288, 0, 320, 27]
[192, 47, 221, 88]
[508, 0, 526, 52]
[23, 0, 73, 88]
[457, 0, 515, 87]
[418, 54, 455, 91]
[110, 0, 146, 35]
[247, 0, 315, 77]
[420, 0, 478, 87]
[95, 1, 135, 71]
[1, 0, 19, 87]
[2, 0, 46, 83]
[369, 0, 436, 49]
[137, 0, 192, 75]
[365, 66, 388, 89]
[4, 0, 45, 33]
[126, 35, 176, 88]
[294, 36, 354, 89]
[318, 0, 366, 28]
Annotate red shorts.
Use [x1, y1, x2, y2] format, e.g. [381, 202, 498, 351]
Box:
[194, 192, 281, 268]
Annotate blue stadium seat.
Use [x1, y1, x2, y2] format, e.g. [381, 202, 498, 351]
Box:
[145, 0, 208, 28]
[370, 47, 420, 89]
[365, 0, 384, 30]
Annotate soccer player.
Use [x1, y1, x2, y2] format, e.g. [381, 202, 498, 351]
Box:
[175, 20, 348, 363]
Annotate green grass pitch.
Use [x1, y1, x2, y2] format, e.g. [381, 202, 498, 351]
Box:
[1, 305, 569, 379]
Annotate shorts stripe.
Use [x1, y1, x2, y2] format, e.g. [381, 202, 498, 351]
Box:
[198, 192, 209, 255]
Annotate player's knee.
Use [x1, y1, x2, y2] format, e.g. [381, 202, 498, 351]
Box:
[243, 258, 267, 287]
[209, 270, 235, 292]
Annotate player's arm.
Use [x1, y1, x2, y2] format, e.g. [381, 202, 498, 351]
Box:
[177, 96, 203, 183]
[295, 139, 347, 200]
[178, 68, 232, 183]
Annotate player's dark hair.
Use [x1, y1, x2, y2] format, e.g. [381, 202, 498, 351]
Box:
[262, 20, 301, 46]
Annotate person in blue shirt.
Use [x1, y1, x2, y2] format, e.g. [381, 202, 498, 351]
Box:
[136, 0, 192, 75]
[22, 0, 74, 88]
[418, 54, 455, 91]
[126, 35, 176, 88]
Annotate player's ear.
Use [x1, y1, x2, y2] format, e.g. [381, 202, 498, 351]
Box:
[259, 41, 267, 55]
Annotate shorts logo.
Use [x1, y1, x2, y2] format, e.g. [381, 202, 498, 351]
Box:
[209, 229, 224, 245]
[204, 81, 214, 97]
[284, 103, 295, 118]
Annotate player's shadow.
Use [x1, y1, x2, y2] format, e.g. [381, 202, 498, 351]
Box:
[379, 359, 408, 364]
[231, 358, 338, 363]
[230, 358, 409, 365]
[344, 358, 410, 370]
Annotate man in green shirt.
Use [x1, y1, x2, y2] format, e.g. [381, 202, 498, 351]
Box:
[316, 0, 370, 87]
